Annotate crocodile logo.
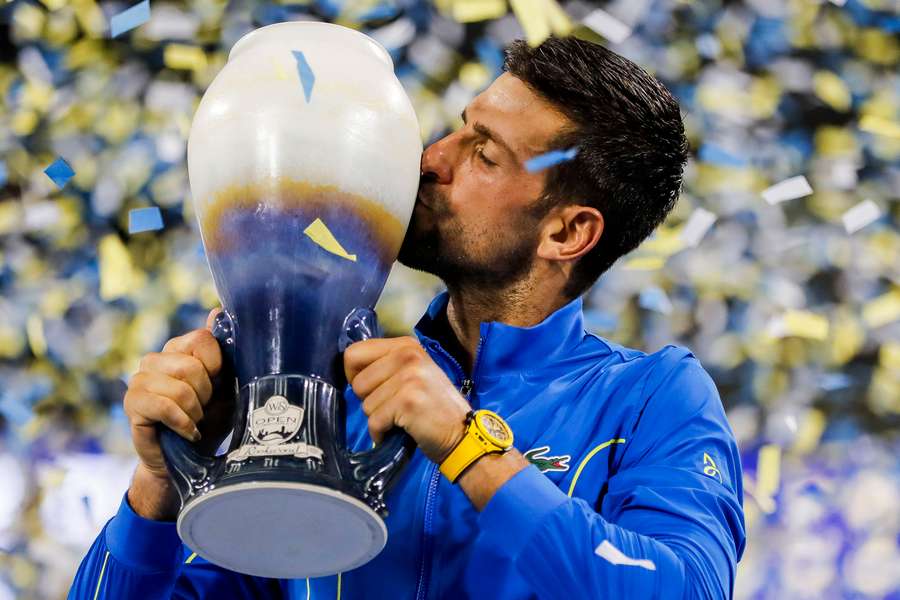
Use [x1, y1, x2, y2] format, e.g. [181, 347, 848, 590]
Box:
[524, 445, 571, 473]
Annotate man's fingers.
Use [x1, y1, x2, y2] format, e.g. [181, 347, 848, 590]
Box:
[350, 352, 400, 399]
[360, 371, 405, 419]
[344, 337, 418, 384]
[129, 391, 201, 442]
[139, 352, 213, 407]
[129, 372, 204, 424]
[162, 329, 223, 379]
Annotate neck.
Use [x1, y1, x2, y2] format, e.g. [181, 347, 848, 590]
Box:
[443, 279, 570, 375]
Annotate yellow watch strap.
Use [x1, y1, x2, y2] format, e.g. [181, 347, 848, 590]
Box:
[439, 430, 489, 483]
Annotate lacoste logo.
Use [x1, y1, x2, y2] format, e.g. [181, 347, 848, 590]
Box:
[524, 445, 571, 473]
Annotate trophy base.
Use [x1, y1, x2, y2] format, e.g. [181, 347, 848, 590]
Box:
[177, 480, 388, 579]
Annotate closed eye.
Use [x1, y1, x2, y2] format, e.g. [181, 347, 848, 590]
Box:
[476, 145, 496, 166]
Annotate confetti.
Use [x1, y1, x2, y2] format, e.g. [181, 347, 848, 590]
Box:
[98, 234, 144, 301]
[638, 286, 673, 314]
[524, 147, 579, 172]
[452, 0, 507, 23]
[761, 175, 814, 205]
[509, 0, 572, 48]
[292, 50, 316, 103]
[163, 44, 207, 71]
[767, 309, 829, 341]
[862, 290, 900, 329]
[128, 207, 164, 234]
[841, 199, 881, 234]
[109, 0, 151, 38]
[859, 115, 900, 139]
[594, 540, 656, 571]
[680, 207, 717, 247]
[304, 218, 357, 261]
[582, 8, 632, 45]
[43, 157, 75, 189]
[754, 444, 781, 514]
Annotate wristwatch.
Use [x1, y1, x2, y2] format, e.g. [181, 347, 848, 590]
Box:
[439, 409, 514, 484]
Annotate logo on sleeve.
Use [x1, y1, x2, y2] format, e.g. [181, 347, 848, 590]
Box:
[702, 452, 723, 483]
[524, 445, 571, 473]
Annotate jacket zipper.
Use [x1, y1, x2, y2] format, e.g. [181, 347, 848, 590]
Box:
[414, 334, 486, 600]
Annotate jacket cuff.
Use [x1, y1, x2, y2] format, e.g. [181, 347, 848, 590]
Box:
[477, 464, 569, 552]
[105, 492, 184, 572]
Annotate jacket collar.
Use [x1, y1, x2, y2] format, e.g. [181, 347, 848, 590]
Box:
[413, 290, 587, 377]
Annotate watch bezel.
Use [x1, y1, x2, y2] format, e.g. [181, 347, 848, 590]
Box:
[472, 410, 513, 449]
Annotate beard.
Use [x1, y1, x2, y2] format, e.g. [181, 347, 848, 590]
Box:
[397, 186, 544, 290]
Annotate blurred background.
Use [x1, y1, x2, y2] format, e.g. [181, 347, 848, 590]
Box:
[0, 0, 898, 598]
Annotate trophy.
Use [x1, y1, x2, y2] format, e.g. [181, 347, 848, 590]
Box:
[157, 21, 423, 579]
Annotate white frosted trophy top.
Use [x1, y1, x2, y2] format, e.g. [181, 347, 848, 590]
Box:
[187, 21, 423, 226]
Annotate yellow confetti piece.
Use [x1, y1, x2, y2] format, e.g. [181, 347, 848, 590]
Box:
[303, 218, 357, 262]
[26, 314, 47, 358]
[755, 444, 781, 514]
[38, 0, 68, 11]
[452, 0, 507, 23]
[859, 115, 900, 139]
[0, 323, 26, 359]
[0, 202, 23, 235]
[862, 289, 900, 328]
[71, 0, 106, 37]
[621, 256, 665, 271]
[66, 39, 105, 70]
[880, 342, 900, 371]
[510, 0, 572, 47]
[99, 234, 139, 301]
[11, 110, 39, 136]
[782, 309, 829, 341]
[812, 71, 851, 112]
[275, 63, 289, 80]
[12, 3, 45, 39]
[791, 409, 826, 455]
[164, 44, 208, 72]
[458, 62, 491, 90]
[639, 226, 686, 256]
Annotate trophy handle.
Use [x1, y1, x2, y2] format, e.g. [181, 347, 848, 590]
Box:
[157, 311, 236, 506]
[339, 308, 416, 515]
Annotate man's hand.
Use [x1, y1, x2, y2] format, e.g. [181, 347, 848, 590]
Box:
[344, 337, 471, 465]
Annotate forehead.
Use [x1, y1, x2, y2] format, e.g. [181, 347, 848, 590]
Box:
[468, 73, 571, 156]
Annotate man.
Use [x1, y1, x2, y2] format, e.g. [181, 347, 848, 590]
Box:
[70, 36, 745, 599]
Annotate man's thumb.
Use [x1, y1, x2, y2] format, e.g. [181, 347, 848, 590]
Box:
[206, 307, 222, 331]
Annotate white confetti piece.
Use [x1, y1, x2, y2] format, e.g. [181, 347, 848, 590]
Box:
[582, 9, 632, 45]
[841, 199, 881, 234]
[680, 207, 717, 247]
[762, 175, 813, 205]
[594, 540, 656, 571]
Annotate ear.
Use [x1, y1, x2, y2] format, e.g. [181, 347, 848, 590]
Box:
[536, 204, 604, 263]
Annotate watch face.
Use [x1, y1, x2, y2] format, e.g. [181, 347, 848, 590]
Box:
[477, 412, 511, 444]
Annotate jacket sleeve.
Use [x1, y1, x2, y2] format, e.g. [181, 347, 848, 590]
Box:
[67, 492, 283, 599]
[468, 354, 746, 600]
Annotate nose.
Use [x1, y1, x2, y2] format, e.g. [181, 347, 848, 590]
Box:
[419, 132, 455, 185]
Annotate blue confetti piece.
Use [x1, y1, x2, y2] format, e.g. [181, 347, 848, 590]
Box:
[698, 144, 747, 168]
[128, 207, 164, 233]
[44, 157, 75, 189]
[524, 147, 579, 173]
[638, 286, 673, 314]
[0, 161, 7, 187]
[292, 50, 316, 103]
[110, 0, 151, 38]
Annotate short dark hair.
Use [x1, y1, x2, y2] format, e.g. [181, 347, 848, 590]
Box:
[504, 36, 689, 299]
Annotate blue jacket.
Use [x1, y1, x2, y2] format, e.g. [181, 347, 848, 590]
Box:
[69, 291, 745, 599]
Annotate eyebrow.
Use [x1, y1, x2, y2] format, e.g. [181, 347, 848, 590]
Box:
[461, 107, 518, 161]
